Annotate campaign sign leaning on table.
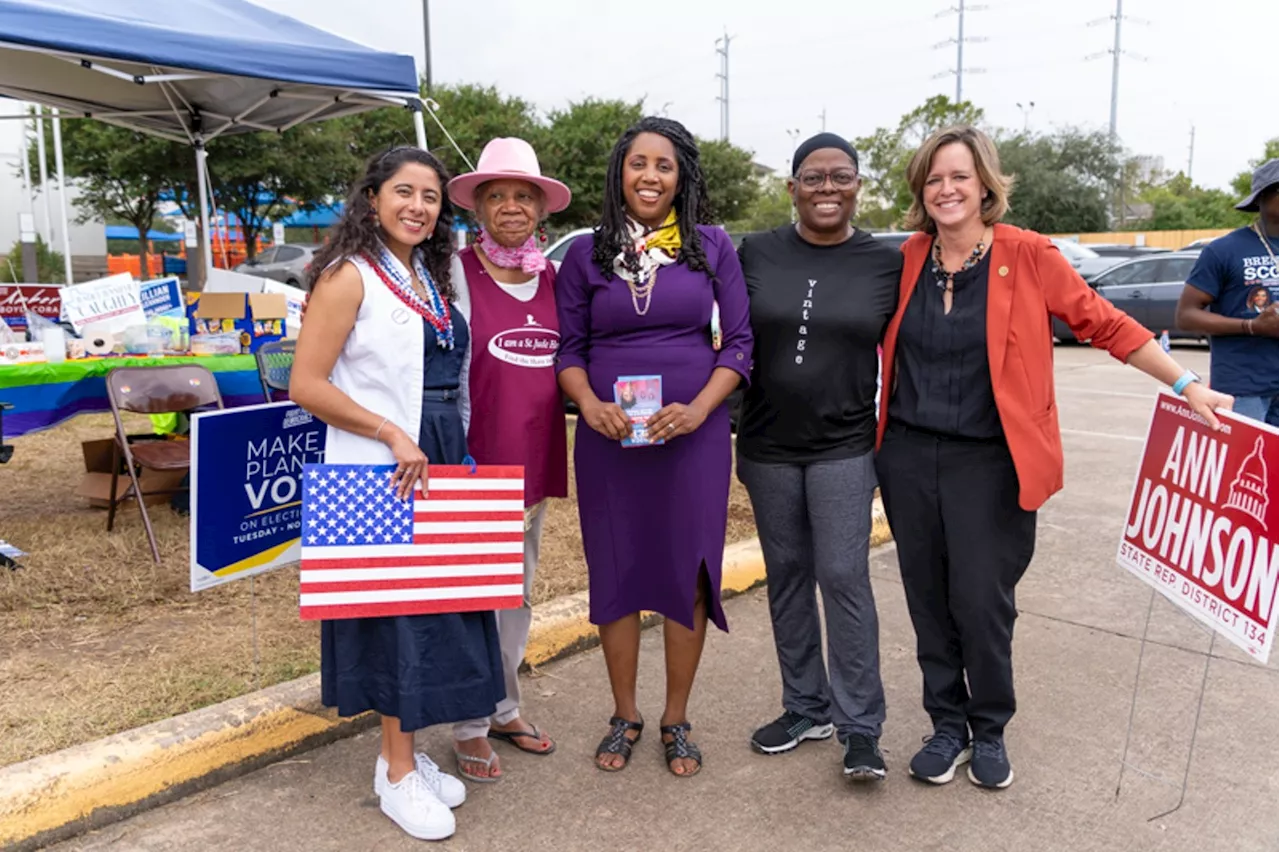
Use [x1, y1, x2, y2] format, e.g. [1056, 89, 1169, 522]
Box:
[190, 400, 326, 591]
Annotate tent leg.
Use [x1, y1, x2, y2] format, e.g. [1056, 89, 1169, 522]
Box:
[412, 103, 427, 150]
[51, 109, 75, 284]
[34, 108, 53, 248]
[195, 139, 213, 287]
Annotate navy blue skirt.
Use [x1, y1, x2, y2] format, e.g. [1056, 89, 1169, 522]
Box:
[320, 396, 505, 732]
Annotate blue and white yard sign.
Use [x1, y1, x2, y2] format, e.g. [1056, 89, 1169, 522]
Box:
[190, 401, 326, 591]
[140, 276, 183, 317]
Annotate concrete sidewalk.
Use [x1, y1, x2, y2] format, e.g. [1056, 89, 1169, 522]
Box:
[47, 347, 1279, 852]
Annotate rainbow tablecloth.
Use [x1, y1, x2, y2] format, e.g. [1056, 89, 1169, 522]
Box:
[0, 355, 266, 438]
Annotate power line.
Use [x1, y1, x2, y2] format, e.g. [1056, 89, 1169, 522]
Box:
[933, 0, 987, 102]
[1086, 0, 1148, 139]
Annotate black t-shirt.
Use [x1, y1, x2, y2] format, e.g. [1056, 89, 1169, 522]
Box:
[736, 225, 903, 463]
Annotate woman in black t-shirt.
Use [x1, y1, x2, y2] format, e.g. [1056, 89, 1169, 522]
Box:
[736, 133, 902, 781]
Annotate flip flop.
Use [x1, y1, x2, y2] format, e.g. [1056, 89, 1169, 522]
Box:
[487, 724, 556, 756]
[453, 746, 502, 783]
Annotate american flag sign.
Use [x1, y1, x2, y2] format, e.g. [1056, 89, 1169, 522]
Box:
[299, 463, 526, 620]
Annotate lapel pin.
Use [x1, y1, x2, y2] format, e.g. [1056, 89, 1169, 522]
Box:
[998, 265, 1009, 277]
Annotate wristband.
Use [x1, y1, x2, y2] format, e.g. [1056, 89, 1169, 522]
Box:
[374, 417, 390, 441]
[1172, 370, 1199, 396]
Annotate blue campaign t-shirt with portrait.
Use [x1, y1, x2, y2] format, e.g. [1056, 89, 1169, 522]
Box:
[1185, 225, 1279, 397]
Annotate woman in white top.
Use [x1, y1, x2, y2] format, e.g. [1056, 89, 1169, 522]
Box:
[445, 138, 573, 781]
[290, 146, 502, 842]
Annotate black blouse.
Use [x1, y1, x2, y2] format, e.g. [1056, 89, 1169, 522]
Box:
[888, 247, 1003, 440]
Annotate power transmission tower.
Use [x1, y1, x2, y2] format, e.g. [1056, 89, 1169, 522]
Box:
[1187, 125, 1196, 180]
[819, 107, 827, 132]
[1087, 0, 1146, 139]
[715, 30, 732, 142]
[933, 1, 986, 102]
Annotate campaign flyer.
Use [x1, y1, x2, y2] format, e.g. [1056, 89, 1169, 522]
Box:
[614, 375, 664, 448]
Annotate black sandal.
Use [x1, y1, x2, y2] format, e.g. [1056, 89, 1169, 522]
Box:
[660, 722, 702, 778]
[595, 716, 643, 772]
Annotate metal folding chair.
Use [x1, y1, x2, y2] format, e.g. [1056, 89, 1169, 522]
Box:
[105, 365, 223, 563]
[254, 339, 296, 402]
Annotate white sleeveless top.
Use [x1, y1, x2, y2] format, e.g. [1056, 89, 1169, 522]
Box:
[324, 254, 426, 465]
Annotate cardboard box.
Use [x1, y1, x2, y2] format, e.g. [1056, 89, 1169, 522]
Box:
[77, 437, 188, 508]
[189, 292, 287, 353]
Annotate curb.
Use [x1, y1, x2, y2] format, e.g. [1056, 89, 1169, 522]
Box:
[0, 500, 890, 851]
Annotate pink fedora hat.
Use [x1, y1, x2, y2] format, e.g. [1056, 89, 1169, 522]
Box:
[448, 137, 572, 214]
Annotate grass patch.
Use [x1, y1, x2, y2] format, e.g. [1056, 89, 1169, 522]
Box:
[0, 415, 756, 766]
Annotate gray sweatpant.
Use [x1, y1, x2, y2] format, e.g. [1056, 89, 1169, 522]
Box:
[737, 451, 886, 739]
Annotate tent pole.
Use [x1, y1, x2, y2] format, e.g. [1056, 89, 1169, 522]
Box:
[196, 137, 214, 286]
[51, 108, 75, 284]
[412, 101, 427, 150]
[18, 105, 35, 215]
[34, 107, 53, 247]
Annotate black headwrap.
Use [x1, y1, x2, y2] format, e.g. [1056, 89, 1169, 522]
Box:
[791, 132, 859, 175]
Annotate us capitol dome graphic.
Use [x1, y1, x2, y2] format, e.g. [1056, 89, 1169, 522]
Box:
[1224, 436, 1270, 528]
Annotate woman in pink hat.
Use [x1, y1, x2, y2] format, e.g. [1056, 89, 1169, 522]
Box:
[445, 138, 573, 782]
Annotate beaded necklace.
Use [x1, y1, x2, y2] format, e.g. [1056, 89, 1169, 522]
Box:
[362, 244, 454, 350]
[931, 235, 988, 292]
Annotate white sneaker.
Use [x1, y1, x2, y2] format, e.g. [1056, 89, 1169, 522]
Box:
[378, 765, 456, 841]
[375, 754, 467, 808]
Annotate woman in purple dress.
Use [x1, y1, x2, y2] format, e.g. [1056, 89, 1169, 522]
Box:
[554, 117, 754, 777]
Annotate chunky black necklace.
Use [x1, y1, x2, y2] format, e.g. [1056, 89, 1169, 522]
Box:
[931, 237, 986, 292]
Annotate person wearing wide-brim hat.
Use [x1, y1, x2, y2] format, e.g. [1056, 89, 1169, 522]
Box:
[445, 138, 574, 781]
[1176, 157, 1279, 426]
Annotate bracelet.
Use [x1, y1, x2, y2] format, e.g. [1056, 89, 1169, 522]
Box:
[1246, 318, 1255, 336]
[1172, 370, 1199, 396]
[374, 417, 390, 441]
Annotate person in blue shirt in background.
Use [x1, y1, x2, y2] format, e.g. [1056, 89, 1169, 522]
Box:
[1176, 158, 1279, 426]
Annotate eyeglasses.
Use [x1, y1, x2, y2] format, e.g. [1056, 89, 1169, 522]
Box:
[796, 169, 859, 190]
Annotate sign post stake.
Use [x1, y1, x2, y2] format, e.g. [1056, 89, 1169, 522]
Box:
[1114, 587, 1158, 799]
[250, 575, 260, 689]
[1146, 632, 1216, 823]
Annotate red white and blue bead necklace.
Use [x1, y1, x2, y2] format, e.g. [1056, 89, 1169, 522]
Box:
[362, 244, 455, 350]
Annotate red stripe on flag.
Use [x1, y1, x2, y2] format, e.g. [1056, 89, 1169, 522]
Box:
[412, 511, 525, 523]
[414, 490, 524, 502]
[301, 553, 522, 570]
[300, 575, 519, 594]
[412, 466, 523, 482]
[411, 532, 524, 544]
[300, 595, 524, 620]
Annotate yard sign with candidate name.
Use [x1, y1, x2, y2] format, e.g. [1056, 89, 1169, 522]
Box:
[190, 401, 326, 591]
[1117, 392, 1279, 662]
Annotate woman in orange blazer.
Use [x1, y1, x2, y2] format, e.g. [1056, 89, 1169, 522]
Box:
[873, 126, 1231, 791]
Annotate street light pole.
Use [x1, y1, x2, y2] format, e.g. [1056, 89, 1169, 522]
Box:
[1016, 101, 1035, 132]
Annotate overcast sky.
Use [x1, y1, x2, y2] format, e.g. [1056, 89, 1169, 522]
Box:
[251, 0, 1276, 194]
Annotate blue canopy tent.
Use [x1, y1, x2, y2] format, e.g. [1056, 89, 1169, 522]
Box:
[0, 0, 425, 283]
[104, 225, 182, 242]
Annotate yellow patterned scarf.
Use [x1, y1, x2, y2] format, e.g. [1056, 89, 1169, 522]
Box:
[643, 210, 682, 256]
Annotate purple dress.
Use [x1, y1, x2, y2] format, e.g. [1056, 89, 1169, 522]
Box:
[554, 226, 754, 631]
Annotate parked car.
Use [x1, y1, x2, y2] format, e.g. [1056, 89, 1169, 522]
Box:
[543, 228, 592, 268]
[233, 243, 320, 287]
[870, 231, 912, 249]
[1052, 252, 1203, 344]
[1085, 244, 1171, 259]
[1050, 238, 1124, 280]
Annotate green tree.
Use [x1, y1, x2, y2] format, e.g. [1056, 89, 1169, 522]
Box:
[1136, 174, 1247, 230]
[205, 123, 356, 261]
[1, 236, 66, 284]
[540, 98, 644, 228]
[697, 138, 759, 224]
[28, 118, 183, 281]
[997, 129, 1122, 233]
[1232, 138, 1279, 199]
[853, 95, 986, 225]
[348, 83, 545, 186]
[730, 176, 793, 233]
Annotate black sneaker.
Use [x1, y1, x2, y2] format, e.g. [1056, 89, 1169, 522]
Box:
[750, 711, 835, 755]
[842, 733, 886, 781]
[908, 732, 972, 784]
[968, 738, 1013, 789]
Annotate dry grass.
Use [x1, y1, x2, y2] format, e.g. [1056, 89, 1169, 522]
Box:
[0, 416, 757, 767]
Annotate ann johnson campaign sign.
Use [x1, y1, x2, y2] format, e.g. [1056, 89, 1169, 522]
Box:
[190, 401, 326, 591]
[1117, 392, 1280, 662]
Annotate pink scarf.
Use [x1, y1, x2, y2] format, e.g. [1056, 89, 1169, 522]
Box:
[478, 228, 547, 276]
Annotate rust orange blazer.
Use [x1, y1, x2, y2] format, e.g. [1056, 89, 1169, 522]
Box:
[876, 223, 1153, 511]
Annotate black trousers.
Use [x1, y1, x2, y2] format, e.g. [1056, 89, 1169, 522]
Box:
[875, 422, 1037, 741]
